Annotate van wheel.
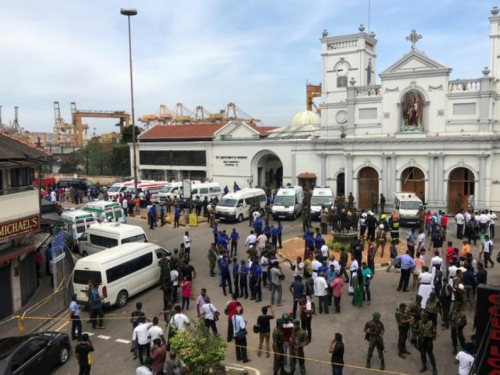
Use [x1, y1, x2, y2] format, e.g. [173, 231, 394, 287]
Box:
[82, 251, 88, 257]
[116, 290, 128, 307]
[238, 214, 244, 223]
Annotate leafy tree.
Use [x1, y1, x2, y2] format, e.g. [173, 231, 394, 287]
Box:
[110, 143, 131, 177]
[121, 124, 142, 144]
[169, 318, 227, 375]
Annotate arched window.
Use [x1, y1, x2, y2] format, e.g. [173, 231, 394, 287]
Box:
[401, 90, 424, 132]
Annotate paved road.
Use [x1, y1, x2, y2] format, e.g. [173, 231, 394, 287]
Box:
[48, 214, 496, 375]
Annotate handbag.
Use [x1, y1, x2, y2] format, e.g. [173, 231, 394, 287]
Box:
[235, 328, 248, 340]
[210, 305, 220, 321]
[278, 274, 285, 281]
[253, 324, 261, 334]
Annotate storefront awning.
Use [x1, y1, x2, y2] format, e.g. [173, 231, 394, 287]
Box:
[0, 245, 35, 263]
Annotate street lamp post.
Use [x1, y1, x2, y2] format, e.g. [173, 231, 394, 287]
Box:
[120, 7, 138, 193]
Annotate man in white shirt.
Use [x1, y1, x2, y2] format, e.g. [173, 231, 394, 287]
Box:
[484, 235, 494, 268]
[183, 231, 191, 261]
[135, 357, 153, 375]
[132, 319, 153, 365]
[292, 256, 305, 279]
[50, 190, 57, 203]
[314, 272, 329, 314]
[321, 243, 329, 260]
[328, 255, 340, 272]
[311, 256, 322, 295]
[252, 210, 261, 222]
[245, 231, 257, 248]
[170, 305, 190, 332]
[455, 210, 465, 239]
[489, 210, 497, 239]
[147, 317, 165, 345]
[455, 343, 475, 375]
[257, 233, 267, 252]
[416, 230, 426, 250]
[430, 251, 443, 281]
[348, 259, 359, 294]
[170, 268, 179, 303]
[201, 296, 219, 334]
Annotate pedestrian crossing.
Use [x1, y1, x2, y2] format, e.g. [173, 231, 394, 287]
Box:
[83, 332, 130, 344]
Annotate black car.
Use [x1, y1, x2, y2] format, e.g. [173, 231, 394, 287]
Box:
[57, 178, 95, 193]
[0, 332, 71, 375]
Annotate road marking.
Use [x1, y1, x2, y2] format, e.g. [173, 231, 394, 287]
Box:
[115, 339, 131, 344]
[97, 335, 111, 340]
[55, 321, 70, 332]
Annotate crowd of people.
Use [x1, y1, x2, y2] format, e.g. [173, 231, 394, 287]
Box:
[66, 184, 496, 375]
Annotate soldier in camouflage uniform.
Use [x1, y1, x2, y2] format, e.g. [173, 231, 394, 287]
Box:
[158, 253, 171, 284]
[170, 248, 180, 273]
[339, 246, 349, 283]
[272, 318, 286, 375]
[364, 312, 385, 370]
[264, 203, 271, 223]
[450, 302, 467, 354]
[452, 270, 464, 308]
[288, 319, 308, 375]
[424, 291, 442, 328]
[408, 295, 423, 346]
[249, 204, 254, 227]
[395, 303, 413, 359]
[302, 207, 310, 233]
[208, 243, 217, 277]
[415, 313, 438, 375]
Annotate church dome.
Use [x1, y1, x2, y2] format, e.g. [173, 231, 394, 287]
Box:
[290, 110, 320, 127]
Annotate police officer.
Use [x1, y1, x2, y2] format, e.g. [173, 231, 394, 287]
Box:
[272, 319, 286, 375]
[395, 303, 413, 359]
[416, 313, 438, 374]
[364, 312, 385, 370]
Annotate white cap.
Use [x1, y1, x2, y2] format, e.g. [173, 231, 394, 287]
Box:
[458, 284, 465, 290]
[379, 224, 384, 229]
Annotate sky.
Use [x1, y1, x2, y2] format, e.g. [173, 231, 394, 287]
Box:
[0, 0, 498, 134]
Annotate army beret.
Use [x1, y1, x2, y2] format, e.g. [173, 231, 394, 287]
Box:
[373, 312, 381, 318]
[293, 319, 301, 325]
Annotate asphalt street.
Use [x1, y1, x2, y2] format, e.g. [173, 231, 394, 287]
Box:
[47, 214, 496, 375]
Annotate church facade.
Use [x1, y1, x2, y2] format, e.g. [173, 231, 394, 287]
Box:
[133, 7, 500, 213]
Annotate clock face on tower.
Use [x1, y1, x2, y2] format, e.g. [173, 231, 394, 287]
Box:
[334, 60, 350, 76]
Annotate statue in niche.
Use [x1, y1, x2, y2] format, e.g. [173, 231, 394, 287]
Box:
[402, 91, 423, 131]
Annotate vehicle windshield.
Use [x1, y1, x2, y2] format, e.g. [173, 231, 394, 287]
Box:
[400, 201, 422, 210]
[107, 185, 122, 193]
[75, 220, 87, 234]
[311, 196, 333, 205]
[218, 198, 237, 207]
[74, 270, 102, 285]
[160, 187, 172, 193]
[273, 196, 295, 206]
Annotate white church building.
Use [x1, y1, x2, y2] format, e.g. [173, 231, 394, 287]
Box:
[133, 6, 500, 214]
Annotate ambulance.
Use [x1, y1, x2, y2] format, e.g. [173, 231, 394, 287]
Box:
[394, 192, 423, 226]
[310, 186, 334, 220]
[272, 186, 304, 220]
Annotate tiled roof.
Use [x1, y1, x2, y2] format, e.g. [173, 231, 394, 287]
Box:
[0, 132, 51, 160]
[139, 123, 228, 140]
[254, 126, 278, 136]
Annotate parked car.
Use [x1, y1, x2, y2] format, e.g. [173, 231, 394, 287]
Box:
[57, 178, 95, 193]
[0, 332, 71, 375]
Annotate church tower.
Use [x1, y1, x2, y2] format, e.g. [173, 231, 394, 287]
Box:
[489, 6, 500, 85]
[320, 25, 378, 103]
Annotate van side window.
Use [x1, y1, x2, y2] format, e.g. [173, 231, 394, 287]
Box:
[209, 187, 221, 193]
[89, 234, 118, 248]
[259, 194, 266, 203]
[200, 188, 209, 194]
[75, 219, 86, 234]
[244, 198, 252, 205]
[155, 248, 168, 260]
[191, 189, 198, 195]
[80, 233, 88, 242]
[121, 234, 147, 244]
[106, 252, 153, 283]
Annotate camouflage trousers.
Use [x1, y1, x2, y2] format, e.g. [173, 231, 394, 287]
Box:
[367, 338, 384, 361]
[290, 348, 306, 375]
[209, 261, 216, 276]
[273, 351, 285, 374]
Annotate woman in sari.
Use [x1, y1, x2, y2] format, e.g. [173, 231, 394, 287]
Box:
[352, 268, 364, 308]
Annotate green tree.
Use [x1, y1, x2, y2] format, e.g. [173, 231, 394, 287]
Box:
[121, 125, 142, 144]
[169, 319, 227, 375]
[111, 143, 131, 177]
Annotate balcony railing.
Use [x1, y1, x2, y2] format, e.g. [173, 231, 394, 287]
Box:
[356, 85, 382, 98]
[448, 80, 481, 93]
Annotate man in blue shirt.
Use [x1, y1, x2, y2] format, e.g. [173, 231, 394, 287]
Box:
[240, 260, 249, 299]
[90, 284, 105, 329]
[315, 233, 323, 251]
[69, 294, 82, 341]
[44, 244, 52, 277]
[219, 255, 233, 296]
[277, 221, 283, 249]
[271, 225, 278, 251]
[160, 204, 166, 227]
[218, 231, 228, 250]
[232, 257, 239, 295]
[174, 206, 181, 229]
[395, 250, 416, 292]
[325, 264, 336, 307]
[230, 229, 240, 257]
[250, 259, 262, 302]
[212, 223, 218, 244]
[254, 218, 263, 236]
[264, 223, 271, 239]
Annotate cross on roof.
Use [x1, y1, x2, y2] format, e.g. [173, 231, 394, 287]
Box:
[406, 29, 422, 50]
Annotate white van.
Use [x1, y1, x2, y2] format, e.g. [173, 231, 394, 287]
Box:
[394, 192, 423, 226]
[84, 201, 126, 223]
[190, 182, 222, 200]
[216, 188, 267, 222]
[310, 186, 334, 219]
[157, 180, 203, 202]
[121, 181, 170, 203]
[73, 243, 170, 307]
[78, 222, 148, 257]
[106, 182, 127, 200]
[272, 186, 304, 220]
[60, 209, 96, 252]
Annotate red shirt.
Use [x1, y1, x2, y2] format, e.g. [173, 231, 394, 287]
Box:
[35, 252, 42, 265]
[226, 301, 240, 321]
[445, 247, 454, 263]
[441, 216, 448, 227]
[425, 214, 431, 225]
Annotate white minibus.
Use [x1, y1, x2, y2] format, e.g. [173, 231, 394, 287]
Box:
[272, 186, 304, 220]
[215, 188, 267, 222]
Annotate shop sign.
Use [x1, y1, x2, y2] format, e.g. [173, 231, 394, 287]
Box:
[0, 215, 39, 243]
[216, 156, 248, 167]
